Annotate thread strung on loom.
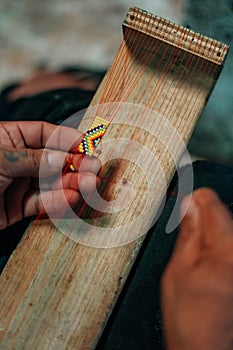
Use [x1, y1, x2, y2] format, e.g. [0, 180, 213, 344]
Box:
[38, 7, 226, 225]
[68, 7, 223, 208]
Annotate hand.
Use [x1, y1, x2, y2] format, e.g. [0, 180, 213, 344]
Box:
[161, 188, 233, 350]
[0, 121, 101, 229]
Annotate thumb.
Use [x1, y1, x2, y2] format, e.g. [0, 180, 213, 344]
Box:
[1, 147, 67, 178]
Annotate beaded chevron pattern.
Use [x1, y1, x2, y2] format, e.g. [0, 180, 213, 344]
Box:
[77, 116, 110, 156]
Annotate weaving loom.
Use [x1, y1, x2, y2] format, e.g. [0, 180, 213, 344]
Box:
[0, 7, 228, 349]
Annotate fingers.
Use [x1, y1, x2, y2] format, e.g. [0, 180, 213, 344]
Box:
[23, 171, 100, 218]
[192, 188, 233, 246]
[2, 170, 100, 228]
[71, 154, 102, 174]
[39, 151, 101, 178]
[173, 188, 233, 264]
[23, 190, 81, 218]
[0, 147, 65, 178]
[55, 173, 100, 193]
[0, 121, 83, 150]
[0, 146, 101, 179]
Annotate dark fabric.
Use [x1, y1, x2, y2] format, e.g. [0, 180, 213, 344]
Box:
[96, 161, 233, 350]
[0, 80, 233, 349]
[0, 85, 95, 125]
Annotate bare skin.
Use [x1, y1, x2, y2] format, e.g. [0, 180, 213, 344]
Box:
[162, 188, 233, 350]
[0, 121, 101, 229]
[8, 69, 100, 101]
[0, 71, 102, 227]
[4, 71, 233, 348]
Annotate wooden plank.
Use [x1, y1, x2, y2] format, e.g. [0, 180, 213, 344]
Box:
[0, 7, 228, 350]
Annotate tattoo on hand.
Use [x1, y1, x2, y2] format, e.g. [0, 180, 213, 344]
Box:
[3, 150, 26, 162]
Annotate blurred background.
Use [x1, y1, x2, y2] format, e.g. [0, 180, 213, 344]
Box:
[0, 0, 232, 164]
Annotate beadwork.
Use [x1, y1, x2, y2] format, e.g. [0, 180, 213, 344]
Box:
[69, 116, 109, 172]
[77, 116, 109, 156]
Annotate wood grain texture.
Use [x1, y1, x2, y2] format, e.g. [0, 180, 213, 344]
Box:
[0, 7, 228, 350]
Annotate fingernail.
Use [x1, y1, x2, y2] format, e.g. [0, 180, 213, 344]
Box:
[47, 151, 66, 170]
